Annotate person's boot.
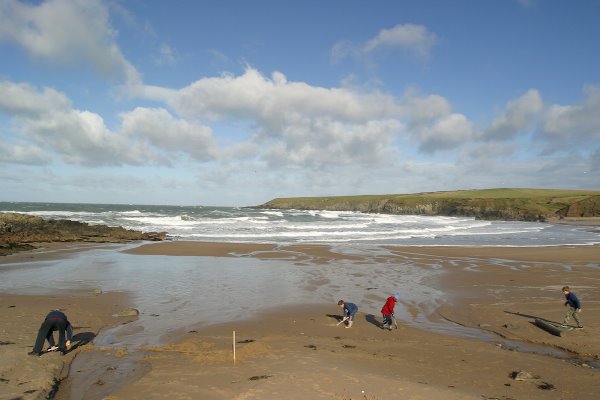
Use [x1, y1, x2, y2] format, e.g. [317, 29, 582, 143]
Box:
[345, 320, 353, 329]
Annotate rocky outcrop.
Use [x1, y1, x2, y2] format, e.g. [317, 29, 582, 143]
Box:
[0, 212, 166, 256]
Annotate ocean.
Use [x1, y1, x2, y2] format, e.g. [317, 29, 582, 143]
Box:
[1, 201, 598, 246]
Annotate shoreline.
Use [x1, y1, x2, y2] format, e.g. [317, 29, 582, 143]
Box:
[2, 241, 599, 399]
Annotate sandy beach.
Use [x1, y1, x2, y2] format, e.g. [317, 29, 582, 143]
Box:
[1, 242, 599, 399]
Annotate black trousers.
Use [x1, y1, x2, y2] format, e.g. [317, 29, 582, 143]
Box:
[33, 318, 67, 353]
[382, 314, 393, 326]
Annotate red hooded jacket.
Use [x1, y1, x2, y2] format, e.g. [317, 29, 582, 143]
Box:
[381, 296, 396, 315]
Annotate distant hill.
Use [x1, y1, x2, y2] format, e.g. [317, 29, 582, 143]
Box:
[256, 188, 600, 222]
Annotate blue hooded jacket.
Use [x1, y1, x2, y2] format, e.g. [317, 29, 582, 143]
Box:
[565, 292, 581, 309]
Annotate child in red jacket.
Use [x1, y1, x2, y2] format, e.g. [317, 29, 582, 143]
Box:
[381, 294, 399, 330]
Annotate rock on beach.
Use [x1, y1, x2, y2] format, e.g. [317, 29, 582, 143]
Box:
[0, 212, 166, 256]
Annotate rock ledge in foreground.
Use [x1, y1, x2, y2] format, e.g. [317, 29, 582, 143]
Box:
[0, 212, 166, 256]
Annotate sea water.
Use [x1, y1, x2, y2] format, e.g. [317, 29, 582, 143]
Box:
[1, 201, 598, 246]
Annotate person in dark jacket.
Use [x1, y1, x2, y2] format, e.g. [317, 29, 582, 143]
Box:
[380, 293, 399, 330]
[337, 300, 358, 328]
[562, 286, 583, 329]
[28, 310, 73, 356]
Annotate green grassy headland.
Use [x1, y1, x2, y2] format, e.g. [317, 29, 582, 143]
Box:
[255, 188, 600, 222]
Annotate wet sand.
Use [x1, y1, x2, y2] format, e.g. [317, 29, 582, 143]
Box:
[0, 290, 133, 400]
[1, 242, 599, 399]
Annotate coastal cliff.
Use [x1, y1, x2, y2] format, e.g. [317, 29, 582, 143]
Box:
[0, 212, 165, 256]
[257, 188, 600, 222]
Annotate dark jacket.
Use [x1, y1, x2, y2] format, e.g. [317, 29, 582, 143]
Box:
[343, 302, 358, 318]
[564, 292, 581, 309]
[45, 310, 73, 340]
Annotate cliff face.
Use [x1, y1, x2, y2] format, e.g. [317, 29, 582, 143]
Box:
[257, 189, 600, 222]
[557, 196, 600, 217]
[0, 212, 166, 256]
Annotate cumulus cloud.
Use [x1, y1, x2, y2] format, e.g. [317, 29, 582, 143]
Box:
[166, 68, 400, 123]
[399, 90, 473, 153]
[543, 85, 600, 141]
[120, 107, 217, 162]
[0, 81, 217, 166]
[137, 68, 404, 167]
[4, 63, 596, 190]
[481, 89, 543, 140]
[0, 0, 140, 83]
[0, 141, 50, 165]
[0, 81, 143, 165]
[415, 113, 474, 153]
[332, 23, 437, 63]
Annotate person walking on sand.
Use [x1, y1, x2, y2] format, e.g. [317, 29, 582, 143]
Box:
[562, 286, 583, 329]
[28, 310, 73, 356]
[338, 300, 358, 328]
[381, 293, 399, 330]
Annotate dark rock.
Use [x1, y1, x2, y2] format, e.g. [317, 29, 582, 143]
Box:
[248, 375, 271, 381]
[0, 212, 166, 256]
[537, 382, 556, 390]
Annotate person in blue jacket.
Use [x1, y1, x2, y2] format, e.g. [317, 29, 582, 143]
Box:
[28, 310, 73, 356]
[337, 300, 358, 328]
[562, 286, 583, 329]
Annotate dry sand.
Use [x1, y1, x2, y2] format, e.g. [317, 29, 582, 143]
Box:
[1, 242, 599, 399]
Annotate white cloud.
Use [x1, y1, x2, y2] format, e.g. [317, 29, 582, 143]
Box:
[481, 89, 543, 140]
[400, 92, 452, 124]
[399, 90, 473, 153]
[364, 24, 437, 57]
[0, 81, 219, 166]
[0, 141, 50, 165]
[332, 23, 437, 63]
[120, 107, 217, 162]
[137, 68, 404, 167]
[0, 81, 131, 165]
[416, 113, 474, 153]
[0, 81, 71, 115]
[461, 141, 518, 163]
[0, 84, 145, 165]
[3, 66, 597, 198]
[543, 85, 600, 141]
[167, 68, 400, 123]
[0, 0, 140, 83]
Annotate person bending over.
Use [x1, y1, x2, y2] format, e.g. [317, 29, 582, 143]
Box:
[338, 300, 358, 328]
[29, 310, 73, 356]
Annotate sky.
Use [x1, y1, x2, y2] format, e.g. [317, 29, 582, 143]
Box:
[0, 0, 599, 207]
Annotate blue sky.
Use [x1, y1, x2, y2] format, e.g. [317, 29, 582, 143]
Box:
[1, 0, 599, 206]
